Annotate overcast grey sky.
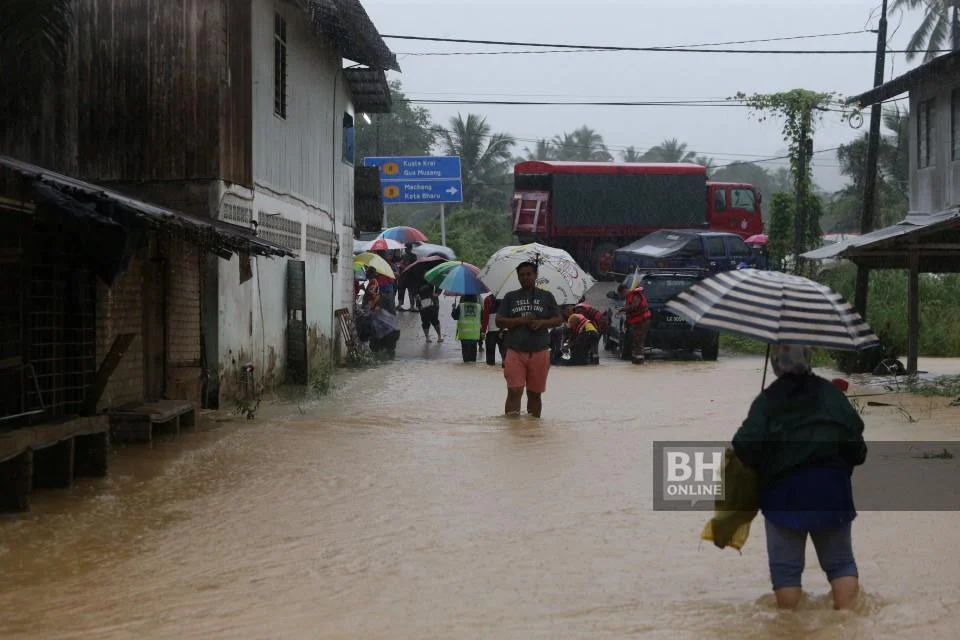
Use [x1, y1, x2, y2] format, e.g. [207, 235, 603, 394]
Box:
[362, 0, 926, 192]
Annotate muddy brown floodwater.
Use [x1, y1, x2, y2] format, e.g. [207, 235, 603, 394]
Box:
[2, 303, 960, 639]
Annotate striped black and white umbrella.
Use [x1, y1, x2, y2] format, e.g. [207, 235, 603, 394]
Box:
[665, 269, 880, 351]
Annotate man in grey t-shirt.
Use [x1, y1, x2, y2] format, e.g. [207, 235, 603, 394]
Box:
[495, 261, 563, 417]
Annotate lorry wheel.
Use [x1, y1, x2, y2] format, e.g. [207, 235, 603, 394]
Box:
[701, 334, 720, 361]
[591, 243, 618, 281]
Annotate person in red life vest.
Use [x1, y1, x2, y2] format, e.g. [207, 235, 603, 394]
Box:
[616, 282, 652, 365]
[571, 302, 607, 334]
[564, 313, 601, 366]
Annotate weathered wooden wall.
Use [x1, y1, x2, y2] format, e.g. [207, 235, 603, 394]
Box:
[0, 24, 80, 175]
[220, 0, 254, 187]
[76, 0, 226, 182]
[1, 0, 253, 188]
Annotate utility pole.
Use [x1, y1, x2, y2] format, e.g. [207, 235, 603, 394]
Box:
[854, 0, 888, 318]
[954, 0, 960, 51]
[792, 110, 811, 275]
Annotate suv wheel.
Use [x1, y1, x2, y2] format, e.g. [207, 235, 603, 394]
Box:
[701, 333, 720, 361]
[617, 328, 633, 361]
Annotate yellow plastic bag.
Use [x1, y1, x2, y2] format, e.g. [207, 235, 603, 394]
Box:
[700, 448, 759, 551]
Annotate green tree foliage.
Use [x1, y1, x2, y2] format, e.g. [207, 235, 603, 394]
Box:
[547, 126, 612, 161]
[732, 90, 835, 270]
[522, 138, 553, 161]
[823, 107, 910, 233]
[436, 113, 516, 210]
[420, 207, 515, 267]
[891, 0, 960, 62]
[356, 80, 435, 160]
[621, 146, 643, 162]
[641, 138, 697, 163]
[766, 192, 794, 270]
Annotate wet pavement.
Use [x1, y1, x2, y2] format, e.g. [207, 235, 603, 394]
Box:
[2, 293, 960, 639]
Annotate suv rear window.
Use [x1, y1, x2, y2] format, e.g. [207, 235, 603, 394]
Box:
[641, 276, 698, 302]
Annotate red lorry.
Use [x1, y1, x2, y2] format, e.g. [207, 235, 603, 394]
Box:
[510, 161, 765, 278]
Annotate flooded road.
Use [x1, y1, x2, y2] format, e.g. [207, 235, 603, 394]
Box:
[2, 305, 960, 639]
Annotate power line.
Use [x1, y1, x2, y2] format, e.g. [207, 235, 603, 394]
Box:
[382, 33, 949, 55]
[394, 29, 877, 56]
[367, 118, 847, 166]
[400, 99, 749, 107]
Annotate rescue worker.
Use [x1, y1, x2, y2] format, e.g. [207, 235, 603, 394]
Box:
[564, 313, 601, 366]
[452, 294, 482, 362]
[571, 302, 607, 333]
[617, 282, 652, 365]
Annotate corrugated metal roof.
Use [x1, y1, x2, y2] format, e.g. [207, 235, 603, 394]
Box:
[306, 0, 400, 72]
[848, 51, 960, 107]
[802, 209, 960, 260]
[0, 155, 294, 259]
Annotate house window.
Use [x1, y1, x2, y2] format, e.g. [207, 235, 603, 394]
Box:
[952, 89, 960, 161]
[342, 113, 355, 165]
[918, 98, 935, 169]
[274, 12, 288, 119]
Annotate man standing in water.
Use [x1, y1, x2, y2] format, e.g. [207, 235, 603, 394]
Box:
[495, 261, 563, 417]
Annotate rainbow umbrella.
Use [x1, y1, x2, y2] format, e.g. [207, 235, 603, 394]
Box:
[378, 226, 428, 244]
[425, 261, 478, 283]
[354, 252, 395, 279]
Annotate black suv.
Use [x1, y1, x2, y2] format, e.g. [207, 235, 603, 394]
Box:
[602, 270, 719, 361]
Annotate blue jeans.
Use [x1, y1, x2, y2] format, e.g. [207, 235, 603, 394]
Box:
[764, 519, 858, 590]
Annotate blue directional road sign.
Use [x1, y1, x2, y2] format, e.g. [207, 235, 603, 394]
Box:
[363, 155, 464, 205]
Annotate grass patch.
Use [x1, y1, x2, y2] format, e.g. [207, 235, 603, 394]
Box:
[906, 375, 960, 398]
[345, 348, 393, 369]
[720, 334, 834, 368]
[920, 448, 955, 460]
[309, 362, 333, 396]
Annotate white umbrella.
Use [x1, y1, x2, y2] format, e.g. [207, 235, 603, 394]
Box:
[479, 243, 595, 305]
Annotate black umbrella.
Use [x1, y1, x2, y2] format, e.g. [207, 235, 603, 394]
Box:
[401, 256, 448, 286]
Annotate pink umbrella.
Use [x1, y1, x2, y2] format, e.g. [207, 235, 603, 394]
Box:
[745, 234, 768, 245]
[367, 237, 405, 252]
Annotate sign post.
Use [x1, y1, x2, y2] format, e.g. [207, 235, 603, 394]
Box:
[440, 204, 446, 247]
[362, 156, 463, 245]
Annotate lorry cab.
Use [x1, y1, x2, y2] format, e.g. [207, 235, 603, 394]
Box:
[706, 182, 763, 236]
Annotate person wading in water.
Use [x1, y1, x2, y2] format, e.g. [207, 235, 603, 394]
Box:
[495, 261, 563, 417]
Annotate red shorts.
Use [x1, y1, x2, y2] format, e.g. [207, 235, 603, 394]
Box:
[503, 348, 551, 393]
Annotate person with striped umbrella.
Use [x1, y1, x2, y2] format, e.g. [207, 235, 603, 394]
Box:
[666, 269, 878, 611]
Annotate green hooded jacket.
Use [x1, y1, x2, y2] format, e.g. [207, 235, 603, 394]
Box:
[731, 374, 867, 490]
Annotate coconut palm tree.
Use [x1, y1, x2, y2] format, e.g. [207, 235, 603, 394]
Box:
[891, 0, 960, 62]
[522, 138, 554, 161]
[620, 146, 643, 162]
[642, 138, 697, 163]
[551, 132, 581, 160]
[437, 114, 515, 209]
[571, 126, 613, 161]
[551, 126, 612, 161]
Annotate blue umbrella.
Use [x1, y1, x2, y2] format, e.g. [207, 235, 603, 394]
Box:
[429, 262, 489, 296]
